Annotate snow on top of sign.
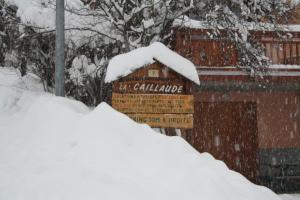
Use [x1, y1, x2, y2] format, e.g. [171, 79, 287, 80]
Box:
[105, 42, 200, 85]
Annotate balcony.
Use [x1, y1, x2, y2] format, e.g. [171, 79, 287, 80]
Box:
[174, 29, 300, 69]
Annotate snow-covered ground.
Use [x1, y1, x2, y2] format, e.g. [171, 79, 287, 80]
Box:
[280, 194, 300, 200]
[0, 67, 298, 200]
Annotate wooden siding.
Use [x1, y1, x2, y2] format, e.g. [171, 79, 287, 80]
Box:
[173, 29, 238, 67]
[262, 39, 300, 65]
[191, 102, 259, 182]
[173, 29, 300, 67]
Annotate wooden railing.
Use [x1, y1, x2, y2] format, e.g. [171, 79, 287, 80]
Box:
[261, 40, 300, 65]
[174, 30, 300, 67]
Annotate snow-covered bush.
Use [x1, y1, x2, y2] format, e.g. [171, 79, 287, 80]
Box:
[15, 30, 112, 105]
[0, 2, 20, 67]
[67, 54, 111, 106]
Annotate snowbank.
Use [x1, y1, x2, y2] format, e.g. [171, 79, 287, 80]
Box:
[105, 42, 200, 85]
[280, 194, 300, 200]
[0, 67, 280, 200]
[0, 67, 43, 112]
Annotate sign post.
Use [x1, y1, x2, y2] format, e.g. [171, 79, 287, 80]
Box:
[55, 0, 65, 97]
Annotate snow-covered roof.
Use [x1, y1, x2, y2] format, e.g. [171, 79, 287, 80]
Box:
[105, 42, 200, 85]
[173, 16, 300, 32]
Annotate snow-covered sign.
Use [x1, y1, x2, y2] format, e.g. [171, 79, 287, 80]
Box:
[106, 42, 199, 129]
[105, 42, 200, 85]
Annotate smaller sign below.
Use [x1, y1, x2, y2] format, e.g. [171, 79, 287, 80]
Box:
[127, 114, 193, 129]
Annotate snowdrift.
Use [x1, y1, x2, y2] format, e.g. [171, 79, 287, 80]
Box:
[0, 69, 280, 200]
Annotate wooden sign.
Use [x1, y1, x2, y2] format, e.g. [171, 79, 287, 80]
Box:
[127, 114, 193, 129]
[111, 62, 195, 129]
[112, 93, 194, 114]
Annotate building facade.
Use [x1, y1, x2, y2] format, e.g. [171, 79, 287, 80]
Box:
[172, 20, 300, 193]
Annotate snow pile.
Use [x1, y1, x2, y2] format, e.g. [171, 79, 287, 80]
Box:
[105, 42, 200, 85]
[0, 67, 43, 112]
[280, 194, 300, 200]
[0, 67, 281, 200]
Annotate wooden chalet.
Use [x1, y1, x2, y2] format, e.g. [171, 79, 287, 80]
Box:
[171, 8, 300, 193]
